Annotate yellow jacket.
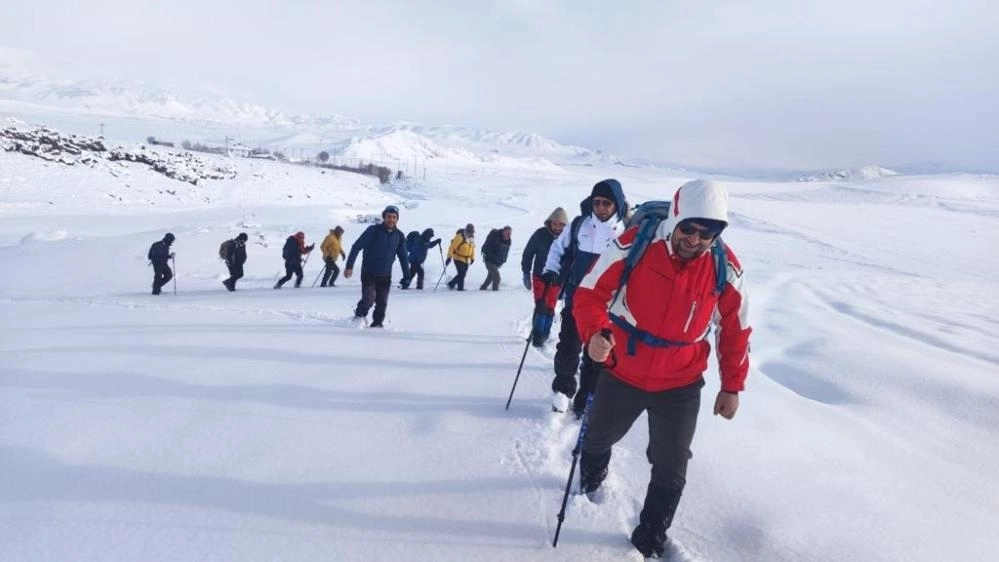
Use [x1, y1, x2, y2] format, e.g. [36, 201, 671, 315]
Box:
[321, 233, 345, 260]
[448, 232, 475, 264]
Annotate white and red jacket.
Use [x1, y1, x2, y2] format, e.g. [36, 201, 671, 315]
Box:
[572, 180, 752, 393]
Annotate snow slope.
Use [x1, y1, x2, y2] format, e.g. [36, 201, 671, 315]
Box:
[1, 143, 998, 562]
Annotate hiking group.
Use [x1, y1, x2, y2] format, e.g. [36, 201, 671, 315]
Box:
[144, 177, 751, 559]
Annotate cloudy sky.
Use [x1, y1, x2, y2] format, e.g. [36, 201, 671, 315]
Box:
[2, 0, 997, 172]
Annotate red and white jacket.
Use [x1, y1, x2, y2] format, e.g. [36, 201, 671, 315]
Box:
[572, 181, 752, 393]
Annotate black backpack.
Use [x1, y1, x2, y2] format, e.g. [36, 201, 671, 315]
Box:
[219, 239, 234, 261]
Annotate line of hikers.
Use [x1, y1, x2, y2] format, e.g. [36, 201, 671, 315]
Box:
[147, 177, 751, 558]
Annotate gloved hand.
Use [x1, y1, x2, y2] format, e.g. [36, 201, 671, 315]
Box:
[445, 258, 451, 267]
[306, 243, 315, 252]
[522, 272, 532, 290]
[540, 271, 558, 286]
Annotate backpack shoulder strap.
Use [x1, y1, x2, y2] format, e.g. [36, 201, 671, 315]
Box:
[618, 215, 662, 287]
[710, 238, 728, 296]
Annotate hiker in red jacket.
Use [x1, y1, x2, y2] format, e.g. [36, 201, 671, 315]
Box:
[572, 179, 752, 559]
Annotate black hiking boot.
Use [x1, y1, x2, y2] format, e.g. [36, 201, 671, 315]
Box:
[630, 483, 683, 559]
[369, 321, 384, 328]
[579, 449, 610, 496]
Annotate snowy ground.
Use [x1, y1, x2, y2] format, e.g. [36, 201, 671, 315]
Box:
[1, 146, 998, 562]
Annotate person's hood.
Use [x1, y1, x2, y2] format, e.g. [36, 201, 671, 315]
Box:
[661, 179, 729, 236]
[587, 179, 628, 222]
[545, 207, 569, 227]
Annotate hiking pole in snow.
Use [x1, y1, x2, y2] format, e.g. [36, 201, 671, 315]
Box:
[311, 266, 324, 288]
[171, 256, 177, 295]
[553, 328, 612, 548]
[505, 283, 552, 410]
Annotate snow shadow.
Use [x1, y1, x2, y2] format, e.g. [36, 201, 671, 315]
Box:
[757, 360, 853, 405]
[0, 445, 619, 549]
[1, 369, 515, 420]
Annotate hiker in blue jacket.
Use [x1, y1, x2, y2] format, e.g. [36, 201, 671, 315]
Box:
[344, 206, 411, 327]
[400, 228, 441, 290]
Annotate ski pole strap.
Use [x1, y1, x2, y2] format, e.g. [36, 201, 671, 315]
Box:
[609, 314, 692, 356]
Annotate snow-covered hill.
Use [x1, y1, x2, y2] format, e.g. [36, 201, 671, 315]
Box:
[796, 165, 900, 182]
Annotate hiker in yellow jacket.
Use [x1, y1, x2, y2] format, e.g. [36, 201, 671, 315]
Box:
[320, 226, 347, 287]
[445, 223, 475, 290]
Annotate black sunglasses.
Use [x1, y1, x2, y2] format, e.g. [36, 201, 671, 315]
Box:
[677, 221, 720, 240]
[591, 198, 614, 208]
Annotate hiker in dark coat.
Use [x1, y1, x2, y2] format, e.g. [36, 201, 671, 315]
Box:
[148, 232, 175, 295]
[521, 207, 569, 346]
[223, 232, 249, 291]
[344, 205, 410, 327]
[479, 226, 512, 291]
[274, 231, 314, 289]
[400, 228, 441, 290]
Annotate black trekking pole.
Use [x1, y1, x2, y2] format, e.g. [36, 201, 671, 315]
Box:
[311, 264, 324, 288]
[171, 256, 177, 295]
[505, 282, 551, 410]
[553, 328, 612, 548]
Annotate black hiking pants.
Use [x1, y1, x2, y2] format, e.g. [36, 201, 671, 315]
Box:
[277, 259, 303, 288]
[321, 257, 340, 287]
[355, 271, 392, 323]
[552, 299, 598, 404]
[582, 374, 703, 492]
[448, 261, 469, 290]
[225, 263, 244, 289]
[152, 261, 173, 294]
[410, 263, 425, 289]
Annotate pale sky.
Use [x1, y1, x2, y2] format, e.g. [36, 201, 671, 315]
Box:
[2, 0, 997, 172]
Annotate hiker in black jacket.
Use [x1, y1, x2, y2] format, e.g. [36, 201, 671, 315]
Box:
[344, 206, 410, 327]
[400, 228, 441, 290]
[223, 232, 249, 291]
[479, 226, 512, 291]
[148, 232, 175, 295]
[520, 207, 569, 346]
[274, 231, 314, 289]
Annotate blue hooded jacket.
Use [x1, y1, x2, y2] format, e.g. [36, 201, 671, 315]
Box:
[346, 223, 410, 277]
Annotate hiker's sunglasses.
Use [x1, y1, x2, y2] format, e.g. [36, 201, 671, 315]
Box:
[591, 198, 614, 208]
[677, 221, 721, 241]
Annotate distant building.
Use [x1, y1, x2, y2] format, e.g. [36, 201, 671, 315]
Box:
[227, 144, 251, 158]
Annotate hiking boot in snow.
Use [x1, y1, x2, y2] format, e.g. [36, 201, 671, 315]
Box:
[369, 321, 384, 328]
[579, 449, 610, 496]
[630, 483, 683, 559]
[551, 392, 571, 413]
[630, 523, 667, 559]
[571, 391, 589, 419]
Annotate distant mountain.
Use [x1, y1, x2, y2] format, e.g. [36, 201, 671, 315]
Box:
[0, 53, 614, 170]
[331, 129, 563, 172]
[797, 165, 900, 182]
[0, 70, 360, 130]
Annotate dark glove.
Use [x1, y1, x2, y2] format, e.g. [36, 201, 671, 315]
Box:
[306, 243, 315, 252]
[445, 258, 451, 266]
[522, 272, 532, 291]
[540, 271, 559, 286]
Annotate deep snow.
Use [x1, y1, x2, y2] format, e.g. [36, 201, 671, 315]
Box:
[1, 138, 998, 562]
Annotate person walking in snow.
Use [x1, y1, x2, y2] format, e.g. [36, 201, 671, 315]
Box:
[274, 231, 314, 289]
[573, 179, 751, 559]
[222, 232, 248, 291]
[320, 226, 347, 287]
[445, 224, 476, 291]
[521, 207, 569, 347]
[541, 179, 628, 416]
[148, 232, 176, 295]
[344, 205, 410, 327]
[479, 226, 512, 291]
[400, 228, 441, 290]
